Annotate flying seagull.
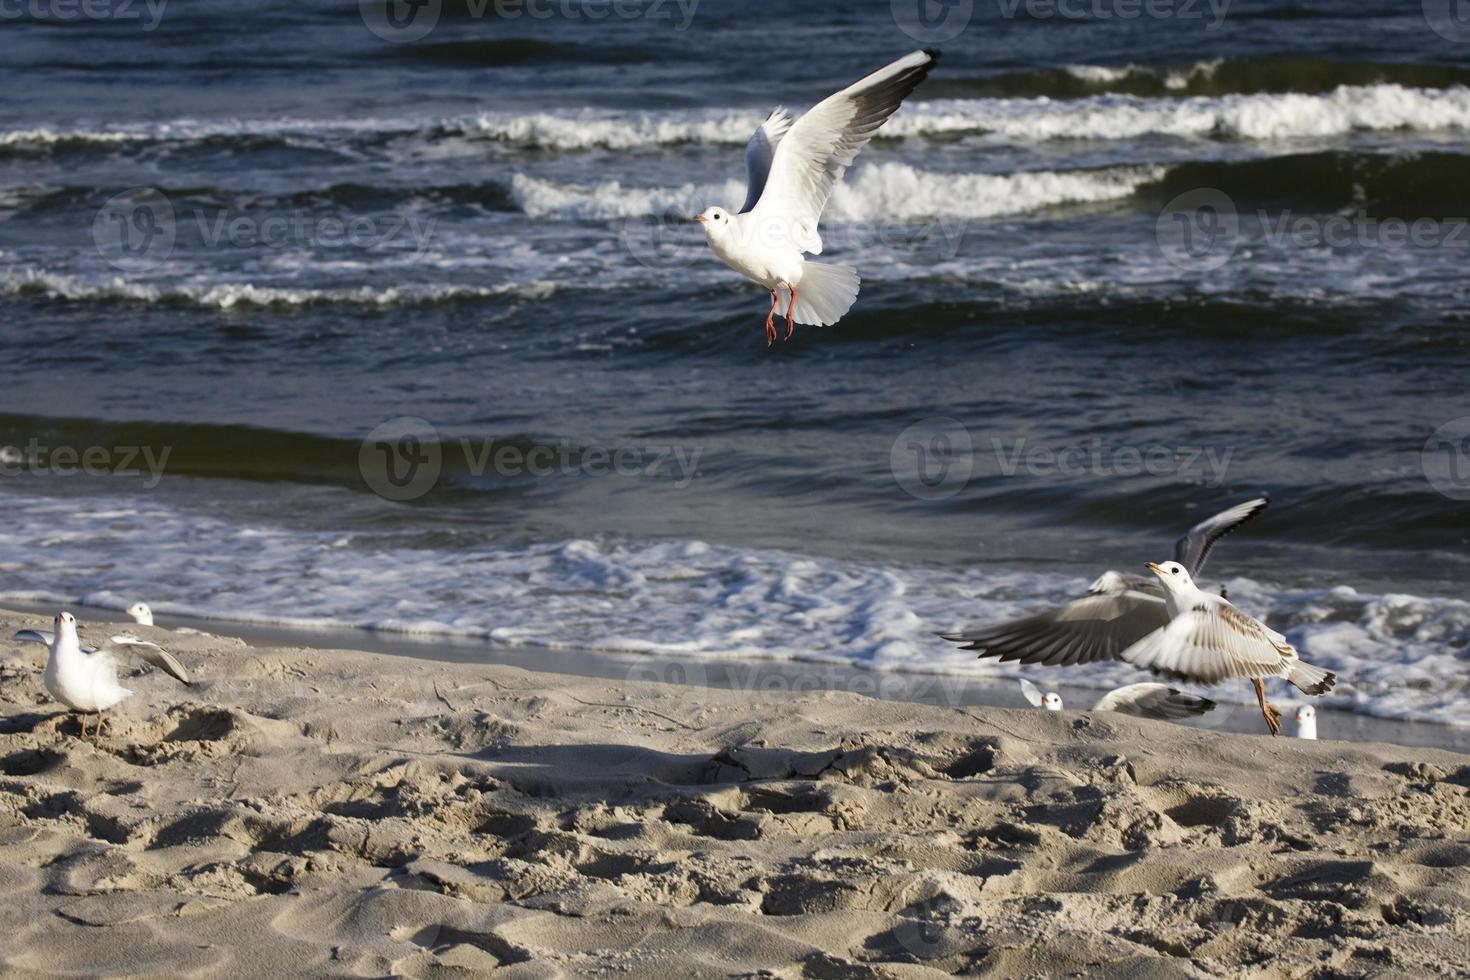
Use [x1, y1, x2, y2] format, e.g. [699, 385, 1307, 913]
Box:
[13, 611, 191, 740]
[939, 496, 1269, 667]
[1019, 678, 1216, 721]
[1119, 561, 1334, 735]
[697, 49, 939, 345]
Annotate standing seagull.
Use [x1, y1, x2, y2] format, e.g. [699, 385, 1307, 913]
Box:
[696, 49, 939, 344]
[13, 611, 191, 740]
[1019, 678, 1216, 722]
[1295, 704, 1318, 740]
[1119, 562, 1335, 735]
[939, 496, 1269, 666]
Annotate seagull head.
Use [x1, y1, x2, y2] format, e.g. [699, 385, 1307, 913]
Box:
[1296, 705, 1316, 722]
[125, 602, 153, 625]
[1041, 692, 1063, 711]
[694, 206, 732, 239]
[55, 610, 78, 642]
[1145, 560, 1198, 593]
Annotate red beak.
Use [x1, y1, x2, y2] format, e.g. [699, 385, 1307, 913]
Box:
[694, 215, 708, 223]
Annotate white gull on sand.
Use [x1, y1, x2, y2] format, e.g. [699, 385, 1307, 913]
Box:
[1296, 704, 1318, 740]
[125, 602, 153, 626]
[13, 611, 191, 740]
[697, 49, 939, 344]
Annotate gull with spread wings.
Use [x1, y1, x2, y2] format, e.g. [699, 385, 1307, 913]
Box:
[696, 50, 939, 344]
[939, 496, 1269, 668]
[14, 611, 192, 741]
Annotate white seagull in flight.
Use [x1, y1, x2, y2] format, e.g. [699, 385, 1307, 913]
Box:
[1120, 561, 1335, 736]
[696, 49, 939, 345]
[1019, 678, 1216, 722]
[940, 496, 1269, 667]
[14, 611, 192, 741]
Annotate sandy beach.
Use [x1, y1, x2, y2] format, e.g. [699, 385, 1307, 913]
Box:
[2, 608, 1467, 978]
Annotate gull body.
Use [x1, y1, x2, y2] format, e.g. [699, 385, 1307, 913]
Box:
[940, 496, 1269, 667]
[698, 49, 939, 344]
[14, 611, 191, 739]
[1295, 704, 1318, 740]
[1019, 678, 1215, 721]
[1120, 562, 1335, 735]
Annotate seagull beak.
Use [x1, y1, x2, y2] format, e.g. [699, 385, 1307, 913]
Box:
[693, 215, 708, 224]
[1144, 562, 1164, 575]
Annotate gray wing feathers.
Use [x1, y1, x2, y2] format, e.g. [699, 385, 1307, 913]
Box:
[99, 636, 192, 686]
[939, 591, 1169, 667]
[12, 630, 53, 647]
[1175, 496, 1269, 576]
[740, 107, 792, 214]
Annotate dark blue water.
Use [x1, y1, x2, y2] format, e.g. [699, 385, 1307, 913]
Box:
[0, 0, 1467, 726]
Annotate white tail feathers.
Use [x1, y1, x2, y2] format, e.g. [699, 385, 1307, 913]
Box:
[1288, 659, 1335, 697]
[783, 262, 860, 327]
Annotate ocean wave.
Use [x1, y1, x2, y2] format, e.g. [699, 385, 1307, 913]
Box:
[0, 270, 557, 310]
[511, 163, 1161, 222]
[0, 490, 1464, 726]
[933, 57, 1470, 100]
[6, 83, 1469, 160]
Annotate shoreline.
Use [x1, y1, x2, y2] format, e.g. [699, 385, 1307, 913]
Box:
[6, 599, 1466, 754]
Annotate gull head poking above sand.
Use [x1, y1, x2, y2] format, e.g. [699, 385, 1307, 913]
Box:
[125, 602, 154, 626]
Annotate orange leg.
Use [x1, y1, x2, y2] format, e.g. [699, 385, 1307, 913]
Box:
[1251, 678, 1281, 736]
[784, 286, 798, 340]
[763, 291, 780, 346]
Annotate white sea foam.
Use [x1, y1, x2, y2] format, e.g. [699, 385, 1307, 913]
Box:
[0, 488, 1464, 728]
[0, 269, 559, 309]
[4, 84, 1467, 155]
[511, 163, 1160, 223]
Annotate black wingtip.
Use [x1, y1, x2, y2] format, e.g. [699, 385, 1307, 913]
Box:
[923, 48, 942, 62]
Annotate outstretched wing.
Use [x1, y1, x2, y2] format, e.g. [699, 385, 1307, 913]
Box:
[1093, 682, 1216, 720]
[1174, 496, 1269, 577]
[1018, 678, 1045, 708]
[12, 629, 53, 647]
[752, 49, 938, 254]
[1119, 602, 1293, 685]
[939, 589, 1169, 667]
[96, 635, 191, 686]
[740, 107, 792, 214]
